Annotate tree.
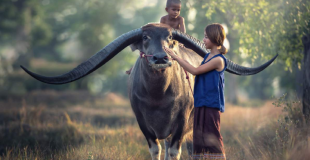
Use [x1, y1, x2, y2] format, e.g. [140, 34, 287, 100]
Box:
[0, 0, 52, 70]
[198, 0, 310, 101]
[302, 35, 310, 120]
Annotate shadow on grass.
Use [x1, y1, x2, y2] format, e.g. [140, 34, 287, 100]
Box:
[0, 123, 84, 156]
[0, 105, 84, 157]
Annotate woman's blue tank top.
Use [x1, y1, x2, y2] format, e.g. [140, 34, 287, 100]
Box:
[193, 53, 227, 112]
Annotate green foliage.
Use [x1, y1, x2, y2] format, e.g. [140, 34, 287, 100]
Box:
[202, 0, 310, 70]
[181, 0, 308, 100]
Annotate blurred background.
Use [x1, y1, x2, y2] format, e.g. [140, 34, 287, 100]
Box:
[0, 0, 309, 159]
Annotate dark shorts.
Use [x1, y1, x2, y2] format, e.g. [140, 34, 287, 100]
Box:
[193, 106, 225, 155]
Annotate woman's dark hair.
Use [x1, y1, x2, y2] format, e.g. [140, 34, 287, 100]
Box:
[205, 23, 227, 55]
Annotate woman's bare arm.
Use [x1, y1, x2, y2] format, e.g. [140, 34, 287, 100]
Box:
[173, 56, 222, 75]
[164, 46, 224, 75]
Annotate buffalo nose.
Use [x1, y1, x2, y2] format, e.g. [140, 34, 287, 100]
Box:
[152, 55, 169, 64]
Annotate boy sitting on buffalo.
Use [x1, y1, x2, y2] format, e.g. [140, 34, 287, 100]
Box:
[126, 0, 186, 75]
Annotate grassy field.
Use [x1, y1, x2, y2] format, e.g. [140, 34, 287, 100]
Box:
[0, 91, 309, 160]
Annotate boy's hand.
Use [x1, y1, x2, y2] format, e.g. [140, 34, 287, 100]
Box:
[164, 46, 178, 59]
[179, 43, 184, 48]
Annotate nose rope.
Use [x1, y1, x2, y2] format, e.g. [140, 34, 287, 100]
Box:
[182, 69, 193, 95]
[140, 52, 153, 63]
[140, 51, 193, 95]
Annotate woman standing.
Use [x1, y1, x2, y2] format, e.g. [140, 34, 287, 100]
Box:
[164, 23, 227, 160]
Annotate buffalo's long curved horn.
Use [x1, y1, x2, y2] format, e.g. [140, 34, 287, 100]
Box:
[21, 28, 142, 84]
[172, 29, 278, 75]
[225, 56, 278, 75]
[172, 29, 210, 58]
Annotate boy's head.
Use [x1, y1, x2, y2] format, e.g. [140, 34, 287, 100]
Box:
[204, 23, 227, 54]
[165, 0, 181, 18]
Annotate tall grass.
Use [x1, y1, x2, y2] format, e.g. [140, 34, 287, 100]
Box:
[221, 94, 309, 160]
[0, 91, 309, 160]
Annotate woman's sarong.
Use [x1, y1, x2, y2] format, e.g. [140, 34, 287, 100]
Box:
[193, 107, 226, 159]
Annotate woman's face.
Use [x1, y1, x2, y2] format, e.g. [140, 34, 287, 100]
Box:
[203, 31, 212, 49]
[203, 31, 217, 49]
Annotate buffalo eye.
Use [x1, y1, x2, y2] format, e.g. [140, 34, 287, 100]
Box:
[143, 35, 148, 41]
[168, 35, 172, 40]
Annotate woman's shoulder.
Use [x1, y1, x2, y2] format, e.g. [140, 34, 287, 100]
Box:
[214, 54, 227, 62]
[211, 56, 225, 64]
[213, 55, 227, 72]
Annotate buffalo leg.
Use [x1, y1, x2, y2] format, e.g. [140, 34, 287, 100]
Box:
[135, 115, 162, 160]
[168, 114, 187, 160]
[168, 134, 183, 160]
[186, 109, 194, 158]
[164, 136, 172, 160]
[148, 138, 162, 160]
[185, 137, 193, 158]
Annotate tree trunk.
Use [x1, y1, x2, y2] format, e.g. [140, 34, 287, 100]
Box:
[302, 34, 310, 121]
[225, 31, 239, 104]
[217, 9, 240, 105]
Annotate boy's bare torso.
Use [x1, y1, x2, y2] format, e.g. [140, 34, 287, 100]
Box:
[160, 15, 184, 30]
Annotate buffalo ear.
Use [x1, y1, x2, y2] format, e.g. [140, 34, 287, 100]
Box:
[130, 41, 142, 51]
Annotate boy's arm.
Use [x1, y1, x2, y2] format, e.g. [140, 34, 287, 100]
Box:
[160, 16, 165, 24]
[179, 17, 186, 33]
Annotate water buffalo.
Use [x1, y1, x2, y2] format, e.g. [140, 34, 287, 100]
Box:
[21, 23, 277, 160]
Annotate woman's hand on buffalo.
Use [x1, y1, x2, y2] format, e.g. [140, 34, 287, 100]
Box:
[164, 46, 178, 60]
